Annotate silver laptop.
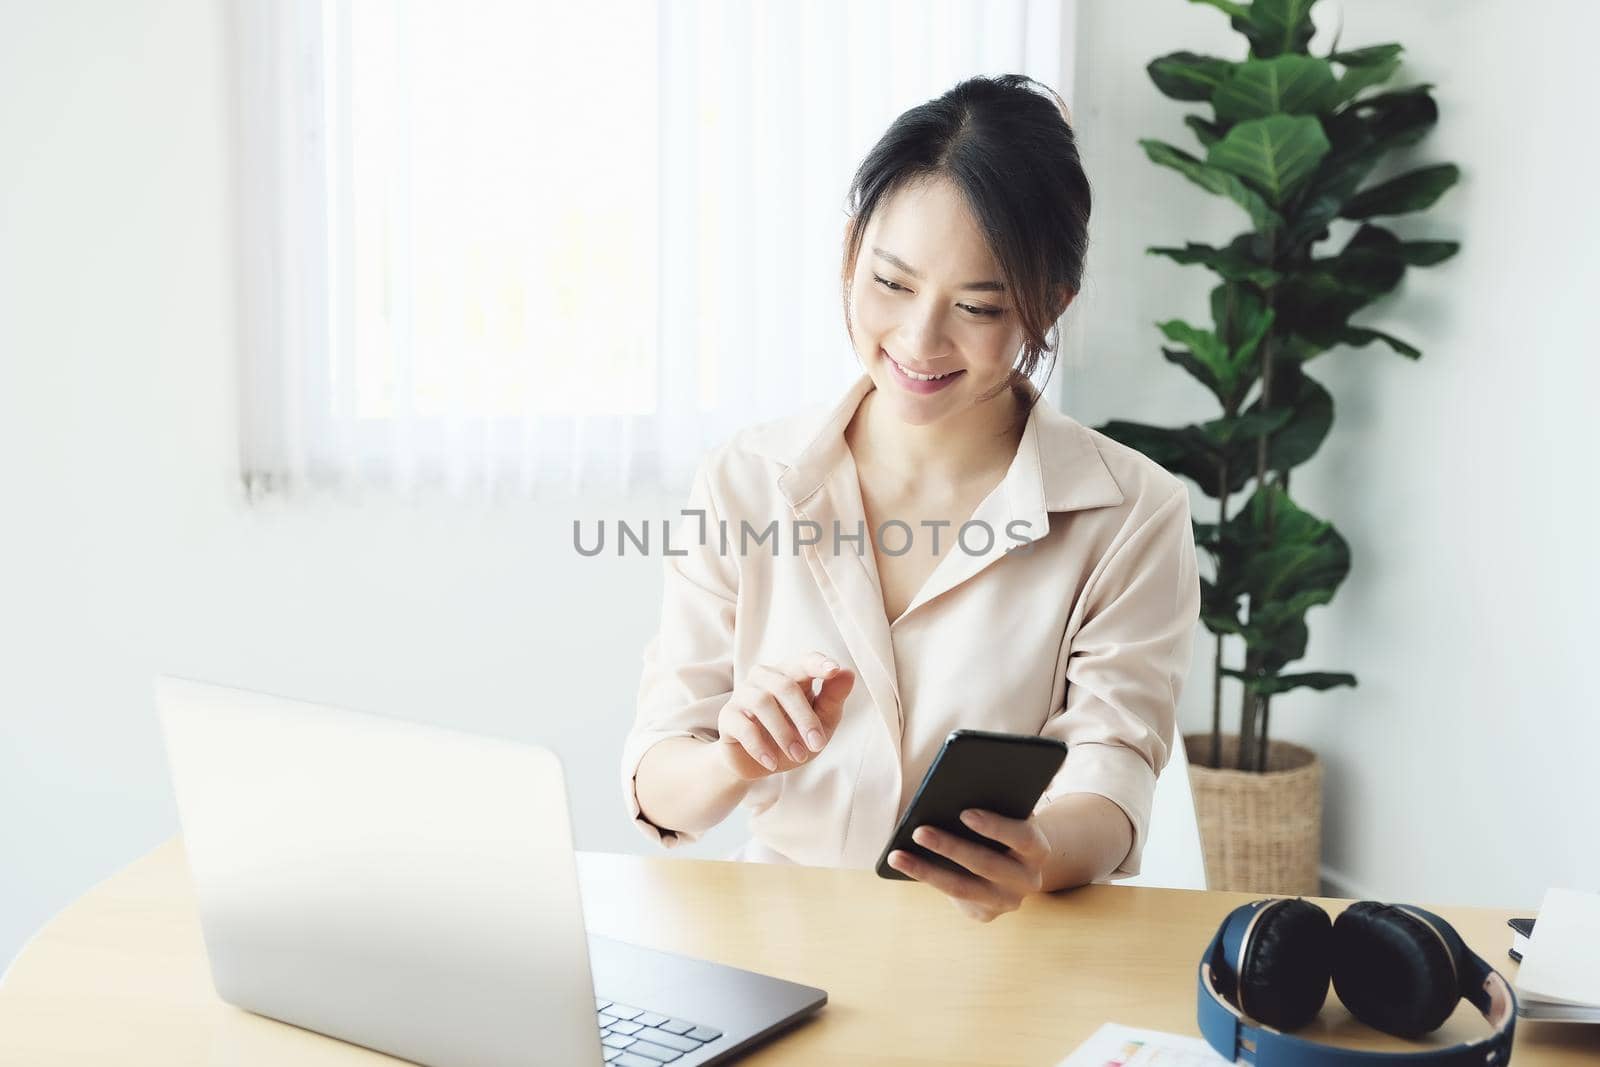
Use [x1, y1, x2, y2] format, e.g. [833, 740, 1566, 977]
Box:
[156, 676, 826, 1067]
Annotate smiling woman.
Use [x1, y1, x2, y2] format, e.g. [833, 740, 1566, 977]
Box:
[841, 76, 1091, 423]
[623, 74, 1203, 923]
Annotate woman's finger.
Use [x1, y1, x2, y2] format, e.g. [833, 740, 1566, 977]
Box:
[748, 666, 827, 753]
[741, 690, 806, 766]
[722, 706, 779, 772]
[812, 668, 855, 725]
[912, 825, 1039, 893]
[786, 650, 843, 682]
[886, 849, 1010, 912]
[959, 809, 1046, 862]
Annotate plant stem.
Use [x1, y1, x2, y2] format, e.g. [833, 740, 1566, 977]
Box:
[1211, 638, 1223, 768]
[1255, 466, 1287, 772]
[1248, 233, 1281, 772]
[1211, 461, 1229, 769]
[1257, 701, 1271, 771]
[1237, 654, 1257, 770]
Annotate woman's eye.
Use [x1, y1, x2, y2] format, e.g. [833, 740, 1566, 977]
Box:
[874, 275, 1004, 319]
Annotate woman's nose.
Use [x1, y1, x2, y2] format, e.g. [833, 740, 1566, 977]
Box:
[898, 301, 952, 362]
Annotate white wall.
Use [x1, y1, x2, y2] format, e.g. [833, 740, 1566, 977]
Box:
[3, 0, 1597, 977]
[1062, 0, 1600, 906]
[0, 0, 749, 975]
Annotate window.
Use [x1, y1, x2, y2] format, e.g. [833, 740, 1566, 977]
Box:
[234, 0, 1075, 499]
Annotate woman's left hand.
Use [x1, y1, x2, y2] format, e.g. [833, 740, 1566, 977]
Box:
[886, 808, 1051, 923]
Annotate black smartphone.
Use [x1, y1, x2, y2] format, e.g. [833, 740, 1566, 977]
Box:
[875, 728, 1068, 881]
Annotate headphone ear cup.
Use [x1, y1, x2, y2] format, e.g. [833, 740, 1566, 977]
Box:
[1332, 902, 1462, 1038]
[1237, 898, 1333, 1030]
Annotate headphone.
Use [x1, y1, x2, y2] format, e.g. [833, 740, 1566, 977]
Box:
[1197, 898, 1518, 1067]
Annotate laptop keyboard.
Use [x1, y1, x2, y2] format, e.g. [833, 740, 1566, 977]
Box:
[595, 997, 723, 1065]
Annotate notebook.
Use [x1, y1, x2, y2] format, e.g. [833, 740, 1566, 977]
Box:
[1513, 888, 1600, 1022]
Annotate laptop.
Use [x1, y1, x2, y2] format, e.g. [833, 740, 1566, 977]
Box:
[155, 675, 826, 1067]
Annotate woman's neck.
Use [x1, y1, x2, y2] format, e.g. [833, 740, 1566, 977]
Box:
[848, 377, 1030, 493]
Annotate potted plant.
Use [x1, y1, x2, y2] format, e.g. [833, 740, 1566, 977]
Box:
[1094, 0, 1460, 893]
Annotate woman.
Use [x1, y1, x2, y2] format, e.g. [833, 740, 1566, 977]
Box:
[621, 74, 1201, 922]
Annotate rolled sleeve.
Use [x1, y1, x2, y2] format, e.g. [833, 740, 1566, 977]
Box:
[1039, 485, 1201, 878]
[621, 453, 739, 848]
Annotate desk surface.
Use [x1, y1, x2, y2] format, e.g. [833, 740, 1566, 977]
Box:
[1, 840, 1593, 1066]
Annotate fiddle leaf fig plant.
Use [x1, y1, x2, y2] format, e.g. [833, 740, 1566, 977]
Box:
[1095, 0, 1460, 771]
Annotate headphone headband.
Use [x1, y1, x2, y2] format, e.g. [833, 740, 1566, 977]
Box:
[1196, 903, 1518, 1067]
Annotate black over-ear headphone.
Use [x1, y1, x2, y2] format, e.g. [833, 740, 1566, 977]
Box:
[1197, 898, 1519, 1067]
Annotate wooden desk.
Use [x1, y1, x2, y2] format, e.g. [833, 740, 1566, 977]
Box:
[1, 840, 1593, 1066]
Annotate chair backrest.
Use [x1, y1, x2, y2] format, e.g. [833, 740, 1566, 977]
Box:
[1119, 731, 1207, 890]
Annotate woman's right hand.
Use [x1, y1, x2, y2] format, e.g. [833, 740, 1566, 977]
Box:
[714, 651, 855, 780]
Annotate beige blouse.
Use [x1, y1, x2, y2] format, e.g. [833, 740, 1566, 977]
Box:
[621, 373, 1200, 877]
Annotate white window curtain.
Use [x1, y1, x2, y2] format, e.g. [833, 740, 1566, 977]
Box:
[234, 0, 1079, 501]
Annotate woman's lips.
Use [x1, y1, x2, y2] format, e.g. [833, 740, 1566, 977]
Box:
[882, 348, 964, 395]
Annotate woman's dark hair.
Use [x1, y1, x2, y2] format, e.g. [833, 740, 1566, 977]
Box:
[840, 74, 1092, 415]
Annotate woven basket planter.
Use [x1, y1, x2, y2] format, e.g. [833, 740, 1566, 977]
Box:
[1185, 734, 1322, 895]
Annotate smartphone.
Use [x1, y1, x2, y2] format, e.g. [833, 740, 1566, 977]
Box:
[875, 729, 1068, 881]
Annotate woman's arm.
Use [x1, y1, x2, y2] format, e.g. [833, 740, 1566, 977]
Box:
[635, 656, 855, 838]
[621, 450, 742, 848]
[1039, 485, 1201, 879]
[1033, 792, 1135, 892]
[886, 485, 1200, 918]
[881, 795, 1134, 921]
[634, 736, 752, 839]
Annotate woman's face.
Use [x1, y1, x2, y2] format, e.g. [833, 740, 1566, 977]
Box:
[847, 176, 1030, 428]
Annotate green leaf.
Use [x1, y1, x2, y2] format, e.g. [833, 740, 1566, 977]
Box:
[1162, 347, 1224, 400]
[1276, 334, 1331, 363]
[1341, 163, 1460, 218]
[1174, 289, 1277, 409]
[1187, 0, 1249, 18]
[1328, 54, 1400, 106]
[1282, 87, 1440, 249]
[1223, 670, 1357, 696]
[1211, 281, 1273, 357]
[1149, 51, 1236, 102]
[1092, 422, 1191, 470]
[1207, 115, 1331, 203]
[1094, 420, 1249, 496]
[1234, 0, 1319, 59]
[1146, 239, 1282, 285]
[1185, 114, 1227, 149]
[1279, 671, 1358, 692]
[1213, 56, 1337, 120]
[1094, 412, 1272, 499]
[1251, 363, 1334, 470]
[1327, 223, 1412, 280]
[1263, 619, 1311, 671]
[1275, 225, 1409, 338]
[1210, 489, 1353, 673]
[1329, 43, 1402, 66]
[1198, 408, 1295, 448]
[1274, 586, 1341, 619]
[1158, 319, 1230, 366]
[1141, 138, 1285, 230]
[1337, 326, 1421, 358]
[1238, 532, 1346, 603]
[1351, 84, 1440, 148]
[1397, 240, 1459, 266]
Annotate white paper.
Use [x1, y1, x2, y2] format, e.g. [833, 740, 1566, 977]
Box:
[1517, 888, 1600, 1008]
[1056, 1022, 1230, 1067]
